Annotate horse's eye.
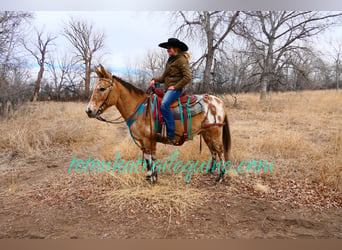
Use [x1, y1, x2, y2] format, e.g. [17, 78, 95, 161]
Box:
[99, 87, 106, 92]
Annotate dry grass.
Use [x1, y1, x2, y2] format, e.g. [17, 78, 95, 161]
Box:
[0, 102, 120, 159]
[224, 90, 341, 188]
[97, 172, 206, 214]
[254, 182, 270, 193]
[0, 90, 341, 214]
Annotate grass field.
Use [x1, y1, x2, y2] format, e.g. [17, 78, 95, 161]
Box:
[0, 90, 341, 238]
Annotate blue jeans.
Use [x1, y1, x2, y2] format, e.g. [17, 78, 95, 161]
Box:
[160, 88, 184, 138]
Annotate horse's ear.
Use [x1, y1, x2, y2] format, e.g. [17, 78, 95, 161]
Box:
[95, 65, 104, 78]
[99, 64, 112, 79]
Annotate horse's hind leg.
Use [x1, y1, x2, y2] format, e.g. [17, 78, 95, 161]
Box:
[213, 146, 226, 183]
[202, 128, 225, 183]
[201, 132, 217, 174]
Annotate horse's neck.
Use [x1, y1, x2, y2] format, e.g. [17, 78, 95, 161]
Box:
[115, 85, 146, 121]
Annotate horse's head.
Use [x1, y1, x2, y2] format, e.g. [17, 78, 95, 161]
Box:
[86, 64, 118, 118]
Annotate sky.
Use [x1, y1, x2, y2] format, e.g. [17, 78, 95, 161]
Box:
[3, 0, 342, 11]
[31, 11, 342, 62]
[30, 11, 201, 74]
[14, 10, 342, 81]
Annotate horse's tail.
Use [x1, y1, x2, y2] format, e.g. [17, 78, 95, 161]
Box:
[222, 113, 231, 161]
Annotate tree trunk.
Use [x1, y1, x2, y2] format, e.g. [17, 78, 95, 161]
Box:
[203, 51, 214, 93]
[260, 79, 267, 100]
[4, 100, 13, 118]
[336, 62, 340, 91]
[201, 11, 214, 93]
[260, 40, 274, 100]
[260, 58, 271, 100]
[31, 63, 44, 102]
[84, 61, 91, 99]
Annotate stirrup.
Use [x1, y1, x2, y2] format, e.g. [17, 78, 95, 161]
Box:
[163, 137, 179, 146]
[165, 137, 177, 145]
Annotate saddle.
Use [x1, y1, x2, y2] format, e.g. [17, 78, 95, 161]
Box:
[154, 88, 197, 107]
[151, 87, 203, 146]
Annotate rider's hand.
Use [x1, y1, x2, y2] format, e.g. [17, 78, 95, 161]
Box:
[168, 86, 175, 90]
[150, 79, 155, 87]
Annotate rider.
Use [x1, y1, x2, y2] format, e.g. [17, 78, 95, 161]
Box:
[150, 38, 192, 144]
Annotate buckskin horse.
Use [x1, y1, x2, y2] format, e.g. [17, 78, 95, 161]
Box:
[86, 65, 231, 183]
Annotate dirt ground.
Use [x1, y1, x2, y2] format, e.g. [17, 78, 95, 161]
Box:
[0, 159, 341, 239]
[0, 91, 341, 239]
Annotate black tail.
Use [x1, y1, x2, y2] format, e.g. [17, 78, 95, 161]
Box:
[222, 114, 231, 161]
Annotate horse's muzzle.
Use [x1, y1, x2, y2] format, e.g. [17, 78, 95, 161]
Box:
[85, 108, 96, 118]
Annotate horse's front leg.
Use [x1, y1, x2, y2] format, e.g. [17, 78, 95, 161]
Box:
[143, 151, 158, 184]
[142, 141, 157, 184]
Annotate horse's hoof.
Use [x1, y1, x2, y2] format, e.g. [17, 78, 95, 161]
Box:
[151, 175, 158, 184]
[146, 174, 158, 184]
[215, 175, 224, 183]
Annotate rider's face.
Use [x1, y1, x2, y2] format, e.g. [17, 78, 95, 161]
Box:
[167, 46, 177, 56]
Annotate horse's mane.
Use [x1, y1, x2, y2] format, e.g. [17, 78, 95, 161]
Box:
[112, 75, 145, 95]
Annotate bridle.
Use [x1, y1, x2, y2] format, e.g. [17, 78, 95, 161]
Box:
[92, 77, 153, 150]
[93, 77, 152, 151]
[95, 78, 125, 124]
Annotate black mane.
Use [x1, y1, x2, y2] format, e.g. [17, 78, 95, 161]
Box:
[112, 75, 145, 95]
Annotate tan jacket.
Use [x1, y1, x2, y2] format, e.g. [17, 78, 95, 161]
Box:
[153, 53, 192, 90]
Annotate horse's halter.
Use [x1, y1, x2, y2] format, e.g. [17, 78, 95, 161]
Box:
[96, 78, 113, 116]
[94, 78, 125, 124]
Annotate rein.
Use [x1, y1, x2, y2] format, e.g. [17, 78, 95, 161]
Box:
[96, 115, 125, 124]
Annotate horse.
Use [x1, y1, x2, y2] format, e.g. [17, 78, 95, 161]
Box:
[86, 64, 231, 184]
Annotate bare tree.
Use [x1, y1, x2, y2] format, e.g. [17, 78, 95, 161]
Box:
[333, 46, 341, 91]
[63, 18, 105, 99]
[62, 60, 84, 100]
[0, 11, 33, 117]
[211, 38, 264, 95]
[47, 53, 76, 100]
[175, 11, 240, 93]
[326, 40, 342, 91]
[0, 11, 32, 86]
[143, 50, 168, 78]
[22, 30, 56, 101]
[234, 11, 342, 100]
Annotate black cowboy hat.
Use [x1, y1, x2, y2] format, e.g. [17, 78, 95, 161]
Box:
[158, 38, 188, 51]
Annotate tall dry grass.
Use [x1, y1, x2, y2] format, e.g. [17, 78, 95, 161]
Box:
[0, 102, 119, 160]
[226, 90, 342, 190]
[0, 90, 341, 213]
